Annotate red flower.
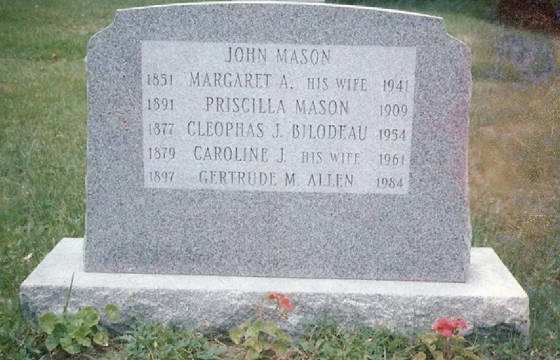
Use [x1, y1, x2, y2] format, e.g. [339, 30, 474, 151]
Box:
[266, 292, 294, 311]
[432, 317, 467, 338]
[451, 318, 467, 330]
[267, 292, 282, 301]
[278, 296, 294, 311]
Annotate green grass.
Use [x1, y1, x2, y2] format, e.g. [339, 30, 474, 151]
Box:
[1, 0, 559, 358]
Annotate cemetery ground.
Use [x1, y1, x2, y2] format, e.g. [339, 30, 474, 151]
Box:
[0, 0, 558, 358]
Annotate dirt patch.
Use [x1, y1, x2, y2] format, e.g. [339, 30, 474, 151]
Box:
[497, 0, 560, 34]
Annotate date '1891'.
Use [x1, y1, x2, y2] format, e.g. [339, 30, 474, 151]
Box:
[147, 97, 174, 111]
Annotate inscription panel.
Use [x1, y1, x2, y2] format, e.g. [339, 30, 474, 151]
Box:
[142, 41, 416, 194]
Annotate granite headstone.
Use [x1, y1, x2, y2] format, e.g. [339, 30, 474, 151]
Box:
[85, 2, 471, 282]
[21, 3, 529, 337]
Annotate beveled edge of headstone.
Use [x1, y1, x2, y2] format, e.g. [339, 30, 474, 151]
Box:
[89, 2, 449, 43]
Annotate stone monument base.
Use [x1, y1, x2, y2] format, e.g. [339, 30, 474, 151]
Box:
[20, 238, 529, 336]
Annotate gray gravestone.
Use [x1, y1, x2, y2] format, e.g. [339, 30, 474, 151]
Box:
[84, 2, 471, 282]
[21, 3, 528, 337]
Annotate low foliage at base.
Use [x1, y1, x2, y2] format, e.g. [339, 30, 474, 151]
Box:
[38, 304, 119, 356]
[120, 321, 225, 360]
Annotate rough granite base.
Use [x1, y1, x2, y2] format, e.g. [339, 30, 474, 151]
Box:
[20, 238, 529, 336]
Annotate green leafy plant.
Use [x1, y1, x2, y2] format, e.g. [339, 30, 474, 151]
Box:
[120, 320, 224, 360]
[296, 319, 411, 360]
[37, 274, 120, 355]
[412, 317, 484, 360]
[38, 303, 119, 355]
[38, 303, 120, 355]
[230, 318, 292, 360]
[229, 293, 294, 360]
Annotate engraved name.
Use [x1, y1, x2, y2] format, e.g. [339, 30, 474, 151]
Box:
[225, 46, 331, 65]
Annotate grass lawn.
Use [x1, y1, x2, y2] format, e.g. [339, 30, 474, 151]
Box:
[1, 0, 559, 358]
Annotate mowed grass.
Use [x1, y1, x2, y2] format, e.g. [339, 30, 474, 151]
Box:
[470, 77, 560, 353]
[0, 0, 177, 356]
[1, 0, 559, 358]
